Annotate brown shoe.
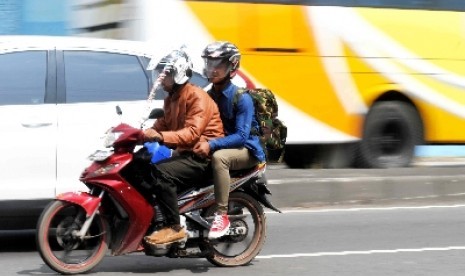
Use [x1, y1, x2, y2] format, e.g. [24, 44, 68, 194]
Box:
[144, 227, 172, 244]
[147, 227, 187, 245]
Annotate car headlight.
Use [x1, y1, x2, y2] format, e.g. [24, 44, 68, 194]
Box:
[103, 128, 123, 148]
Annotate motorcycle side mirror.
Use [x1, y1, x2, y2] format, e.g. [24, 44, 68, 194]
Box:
[148, 108, 164, 119]
[116, 105, 123, 116]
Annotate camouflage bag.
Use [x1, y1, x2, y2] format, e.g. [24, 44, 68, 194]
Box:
[235, 88, 287, 161]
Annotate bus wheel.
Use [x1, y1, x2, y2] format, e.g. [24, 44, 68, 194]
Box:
[358, 101, 423, 168]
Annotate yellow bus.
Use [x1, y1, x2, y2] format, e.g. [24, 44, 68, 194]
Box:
[128, 0, 465, 168]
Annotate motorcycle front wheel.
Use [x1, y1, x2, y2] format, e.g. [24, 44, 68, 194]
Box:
[204, 192, 267, 266]
[36, 200, 110, 274]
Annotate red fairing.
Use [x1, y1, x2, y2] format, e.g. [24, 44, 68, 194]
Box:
[57, 192, 101, 216]
[112, 123, 144, 147]
[80, 152, 154, 254]
[88, 177, 154, 254]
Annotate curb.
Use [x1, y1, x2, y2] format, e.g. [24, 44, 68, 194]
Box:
[413, 157, 465, 167]
[265, 164, 465, 209]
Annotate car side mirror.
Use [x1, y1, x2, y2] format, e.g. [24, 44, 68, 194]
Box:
[148, 108, 164, 119]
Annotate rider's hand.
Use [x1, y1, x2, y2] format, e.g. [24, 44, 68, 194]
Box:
[144, 128, 163, 142]
[193, 141, 210, 158]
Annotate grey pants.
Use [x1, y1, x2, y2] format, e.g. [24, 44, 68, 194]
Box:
[211, 148, 259, 214]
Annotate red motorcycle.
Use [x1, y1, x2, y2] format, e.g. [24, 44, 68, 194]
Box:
[36, 107, 280, 275]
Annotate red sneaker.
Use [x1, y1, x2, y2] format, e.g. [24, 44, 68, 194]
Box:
[208, 213, 230, 239]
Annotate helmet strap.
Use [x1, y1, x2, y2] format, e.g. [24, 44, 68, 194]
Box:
[229, 69, 237, 79]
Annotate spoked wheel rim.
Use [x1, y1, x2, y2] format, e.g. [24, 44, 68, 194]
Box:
[36, 201, 109, 274]
[204, 192, 266, 266]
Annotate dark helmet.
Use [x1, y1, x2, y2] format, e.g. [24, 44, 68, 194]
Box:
[201, 41, 241, 75]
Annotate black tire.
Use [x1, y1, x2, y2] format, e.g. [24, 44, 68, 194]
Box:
[36, 200, 109, 275]
[204, 192, 266, 267]
[283, 145, 316, 168]
[358, 101, 423, 168]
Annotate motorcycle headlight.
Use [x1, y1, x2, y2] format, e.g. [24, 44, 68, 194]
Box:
[103, 128, 123, 148]
[88, 149, 113, 161]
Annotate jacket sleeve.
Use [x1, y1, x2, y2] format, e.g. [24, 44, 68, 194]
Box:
[161, 89, 211, 148]
[209, 93, 253, 151]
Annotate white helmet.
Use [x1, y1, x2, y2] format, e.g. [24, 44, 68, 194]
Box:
[153, 49, 193, 85]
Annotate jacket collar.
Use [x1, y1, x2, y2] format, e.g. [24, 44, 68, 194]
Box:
[213, 81, 235, 99]
[169, 83, 188, 100]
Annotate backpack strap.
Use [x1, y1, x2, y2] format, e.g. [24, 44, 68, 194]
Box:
[232, 87, 247, 111]
[234, 87, 261, 136]
[209, 87, 260, 136]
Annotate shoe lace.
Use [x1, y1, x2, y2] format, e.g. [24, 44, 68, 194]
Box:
[211, 215, 225, 230]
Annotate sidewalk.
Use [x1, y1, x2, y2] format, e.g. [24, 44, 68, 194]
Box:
[413, 156, 465, 167]
[266, 158, 465, 210]
[414, 145, 465, 166]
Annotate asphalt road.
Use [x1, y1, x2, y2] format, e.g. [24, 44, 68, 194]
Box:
[1, 205, 464, 275]
[2, 164, 465, 275]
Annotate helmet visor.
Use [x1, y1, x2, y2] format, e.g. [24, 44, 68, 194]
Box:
[203, 58, 231, 79]
[150, 64, 174, 83]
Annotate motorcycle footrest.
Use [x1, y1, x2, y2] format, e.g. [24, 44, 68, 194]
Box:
[176, 247, 211, 258]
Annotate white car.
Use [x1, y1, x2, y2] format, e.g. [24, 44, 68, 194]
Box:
[0, 36, 250, 230]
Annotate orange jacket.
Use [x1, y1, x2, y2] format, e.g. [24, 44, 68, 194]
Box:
[153, 83, 224, 151]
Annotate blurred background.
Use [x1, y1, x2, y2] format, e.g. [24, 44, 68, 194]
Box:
[1, 4, 465, 273]
[0, 0, 140, 39]
[1, 0, 465, 168]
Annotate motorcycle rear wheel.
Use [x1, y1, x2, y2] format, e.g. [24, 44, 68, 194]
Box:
[204, 192, 266, 266]
[36, 200, 109, 274]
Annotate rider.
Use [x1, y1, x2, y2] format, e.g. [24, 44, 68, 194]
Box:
[194, 41, 266, 239]
[144, 48, 224, 245]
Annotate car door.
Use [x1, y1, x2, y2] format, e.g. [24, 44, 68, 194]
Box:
[55, 49, 158, 194]
[55, 48, 213, 194]
[0, 50, 57, 201]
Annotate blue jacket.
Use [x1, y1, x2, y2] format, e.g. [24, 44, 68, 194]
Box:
[208, 82, 266, 162]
